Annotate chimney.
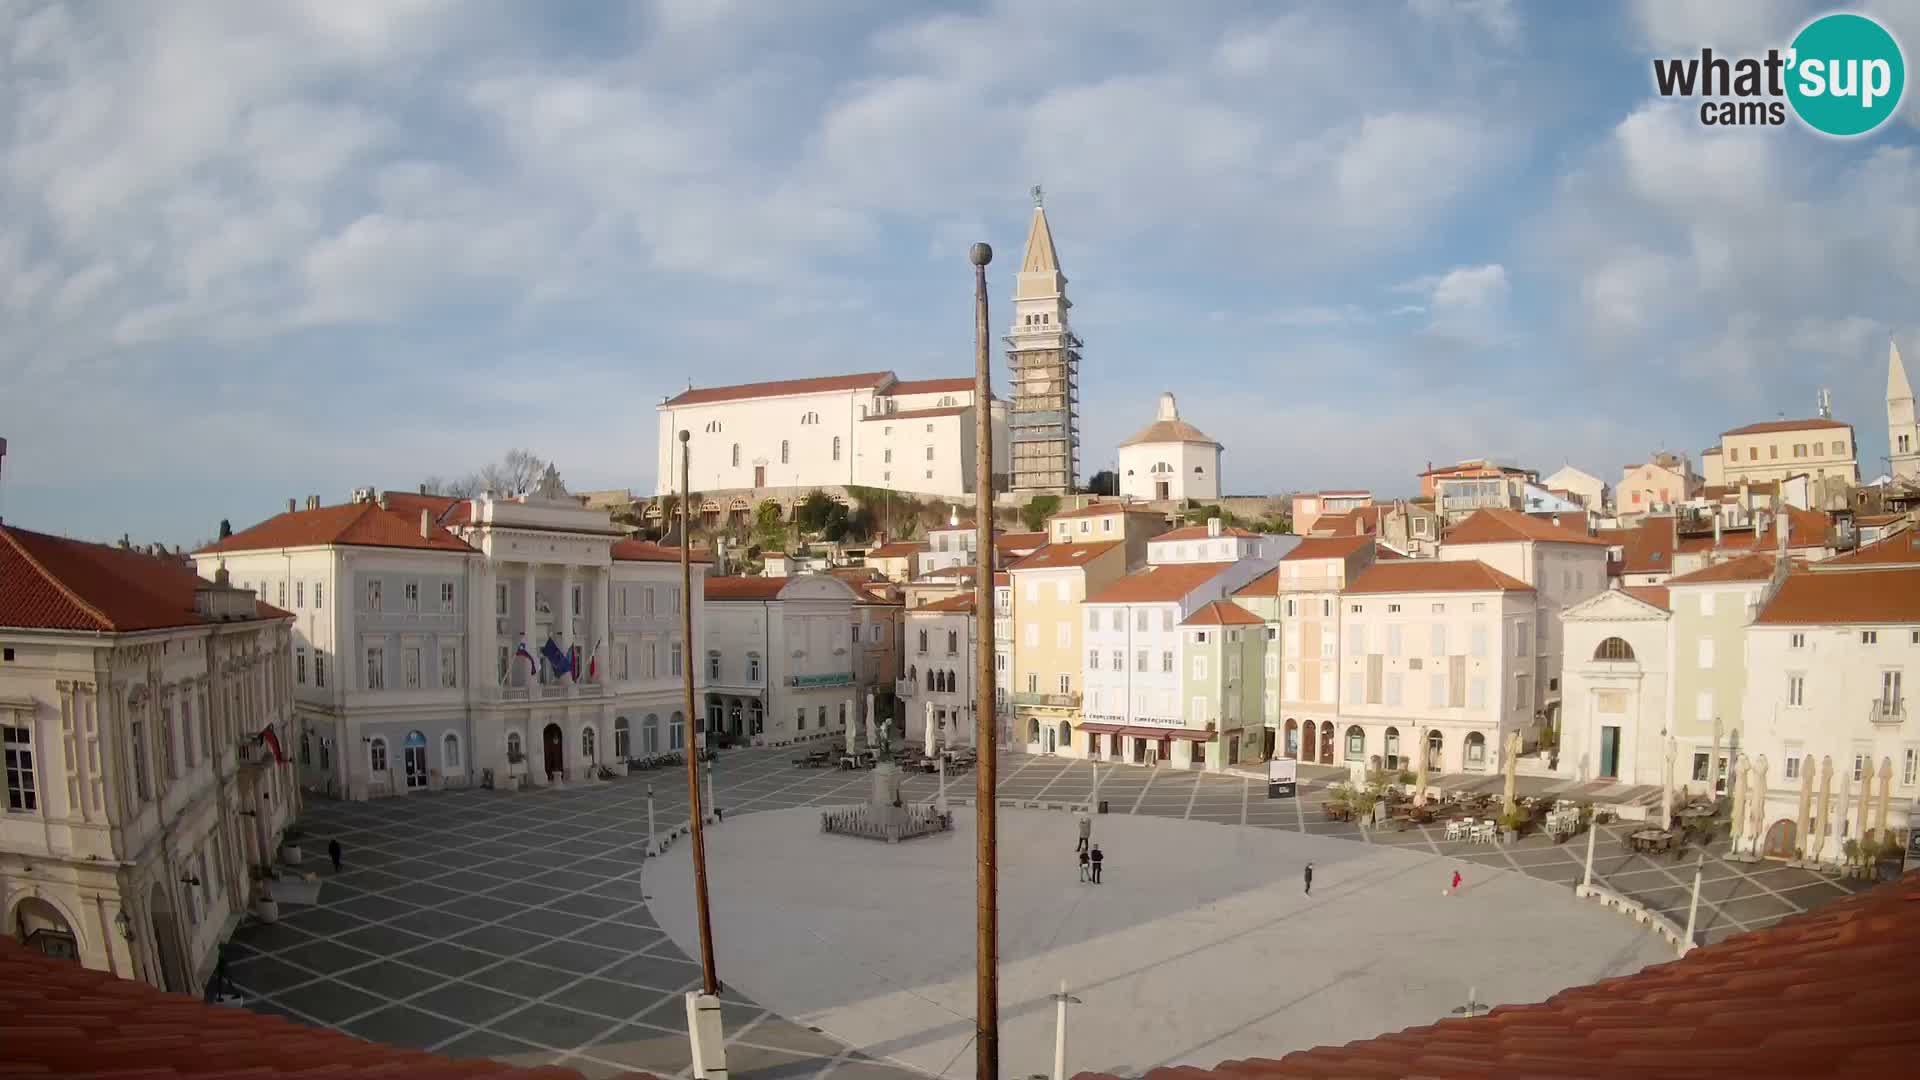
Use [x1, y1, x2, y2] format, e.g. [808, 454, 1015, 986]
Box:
[419, 483, 428, 495]
[1207, 516, 1222, 537]
[287, 498, 297, 513]
[377, 493, 390, 511]
[1713, 515, 1722, 546]
[420, 508, 431, 539]
[118, 534, 130, 549]
[307, 495, 320, 511]
[0, 435, 8, 525]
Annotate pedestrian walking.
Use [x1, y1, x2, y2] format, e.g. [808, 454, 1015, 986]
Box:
[1078, 848, 1090, 883]
[1449, 870, 1462, 895]
[328, 838, 343, 873]
[1076, 812, 1092, 853]
[1303, 862, 1314, 895]
[1089, 845, 1104, 884]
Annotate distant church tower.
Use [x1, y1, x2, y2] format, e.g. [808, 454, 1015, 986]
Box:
[1891, 338, 1919, 482]
[1005, 186, 1081, 496]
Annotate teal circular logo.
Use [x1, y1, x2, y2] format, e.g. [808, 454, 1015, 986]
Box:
[1787, 13, 1905, 137]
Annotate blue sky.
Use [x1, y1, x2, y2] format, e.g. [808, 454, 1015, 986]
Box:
[3, 0, 1918, 546]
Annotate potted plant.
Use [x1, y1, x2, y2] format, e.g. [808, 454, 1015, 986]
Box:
[1873, 837, 1906, 882]
[1497, 809, 1527, 844]
[248, 865, 280, 923]
[280, 827, 305, 867]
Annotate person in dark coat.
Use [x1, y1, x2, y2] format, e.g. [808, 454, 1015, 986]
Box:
[1078, 848, 1090, 883]
[1089, 845, 1104, 884]
[328, 838, 343, 872]
[1304, 862, 1314, 895]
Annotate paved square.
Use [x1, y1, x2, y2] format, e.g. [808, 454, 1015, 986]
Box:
[230, 745, 1879, 1078]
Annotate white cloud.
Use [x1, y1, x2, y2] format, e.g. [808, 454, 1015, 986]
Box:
[1407, 0, 1521, 45]
[1627, 0, 1806, 56]
[1398, 264, 1512, 346]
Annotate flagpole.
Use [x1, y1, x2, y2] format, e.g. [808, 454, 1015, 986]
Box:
[969, 239, 999, 1080]
[679, 429, 721, 996]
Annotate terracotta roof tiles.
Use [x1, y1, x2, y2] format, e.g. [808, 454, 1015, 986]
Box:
[1276, 535, 1374, 562]
[1182, 599, 1265, 626]
[2, 525, 286, 632]
[610, 539, 713, 563]
[993, 531, 1047, 554]
[1085, 562, 1237, 604]
[1754, 565, 1920, 625]
[1443, 509, 1611, 547]
[1621, 585, 1671, 611]
[1817, 528, 1920, 568]
[860, 405, 972, 422]
[1048, 501, 1164, 520]
[919, 593, 977, 613]
[1722, 417, 1852, 436]
[1665, 552, 1780, 586]
[704, 576, 789, 600]
[866, 541, 928, 559]
[196, 502, 477, 555]
[884, 377, 977, 396]
[1345, 560, 1533, 595]
[1232, 568, 1278, 597]
[660, 371, 892, 407]
[1010, 540, 1124, 570]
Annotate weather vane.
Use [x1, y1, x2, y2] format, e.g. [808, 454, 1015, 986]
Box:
[1031, 184, 1043, 208]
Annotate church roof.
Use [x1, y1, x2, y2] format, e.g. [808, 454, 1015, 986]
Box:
[1119, 392, 1220, 448]
[1020, 203, 1062, 275]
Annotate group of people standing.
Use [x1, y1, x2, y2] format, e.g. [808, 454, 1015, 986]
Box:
[1076, 812, 1103, 883]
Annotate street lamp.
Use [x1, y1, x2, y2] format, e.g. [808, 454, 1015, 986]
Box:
[114, 909, 133, 941]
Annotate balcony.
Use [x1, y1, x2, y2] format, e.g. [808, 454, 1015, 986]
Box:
[1012, 690, 1082, 709]
[1869, 698, 1906, 726]
[236, 739, 273, 769]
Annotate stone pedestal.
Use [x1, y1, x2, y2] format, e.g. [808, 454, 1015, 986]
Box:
[686, 991, 729, 1079]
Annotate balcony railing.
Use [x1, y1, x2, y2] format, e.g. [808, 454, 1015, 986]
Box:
[1012, 690, 1082, 709]
[1869, 697, 1906, 725]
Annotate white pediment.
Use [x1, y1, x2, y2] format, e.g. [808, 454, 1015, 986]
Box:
[1563, 588, 1669, 622]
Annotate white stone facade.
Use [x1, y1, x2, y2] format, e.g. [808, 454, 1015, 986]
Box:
[1557, 590, 1673, 787]
[702, 575, 864, 745]
[898, 603, 980, 747]
[1117, 393, 1222, 503]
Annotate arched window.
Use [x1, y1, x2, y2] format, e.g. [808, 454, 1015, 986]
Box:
[1344, 725, 1365, 761]
[1465, 731, 1488, 769]
[705, 420, 722, 433]
[443, 732, 462, 770]
[614, 716, 630, 759]
[582, 726, 597, 760]
[1594, 637, 1635, 661]
[1058, 721, 1072, 748]
[669, 711, 685, 750]
[369, 737, 388, 772]
[781, 440, 790, 464]
[731, 444, 740, 467]
[907, 664, 917, 683]
[643, 714, 660, 753]
[832, 436, 841, 461]
[1027, 718, 1040, 743]
[926, 668, 935, 691]
[507, 731, 523, 761]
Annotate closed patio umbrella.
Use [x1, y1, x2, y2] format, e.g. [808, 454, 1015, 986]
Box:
[1501, 730, 1521, 817]
[1747, 757, 1768, 856]
[1813, 756, 1834, 861]
[846, 697, 857, 755]
[1413, 728, 1431, 808]
[1795, 756, 1814, 861]
[1877, 758, 1895, 841]
[924, 700, 936, 756]
[1833, 768, 1852, 863]
[1728, 755, 1746, 854]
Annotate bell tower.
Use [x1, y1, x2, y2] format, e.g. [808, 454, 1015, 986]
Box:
[1005, 186, 1081, 496]
[1890, 339, 1918, 482]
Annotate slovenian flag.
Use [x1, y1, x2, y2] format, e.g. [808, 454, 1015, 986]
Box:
[515, 638, 538, 678]
[587, 639, 602, 682]
[541, 636, 574, 678]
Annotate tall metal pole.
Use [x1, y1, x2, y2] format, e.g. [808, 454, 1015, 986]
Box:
[969, 240, 999, 1080]
[679, 429, 720, 995]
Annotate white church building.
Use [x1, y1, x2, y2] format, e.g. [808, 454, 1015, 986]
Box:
[655, 372, 1009, 501]
[1117, 392, 1222, 502]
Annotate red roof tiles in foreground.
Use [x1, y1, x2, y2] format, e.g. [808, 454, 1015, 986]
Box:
[1444, 508, 1611, 546]
[1345, 560, 1533, 595]
[1071, 871, 1920, 1080]
[0, 938, 653, 1079]
[1232, 567, 1278, 597]
[1, 525, 286, 632]
[197, 502, 477, 555]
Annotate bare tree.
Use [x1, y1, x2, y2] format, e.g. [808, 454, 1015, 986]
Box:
[420, 449, 562, 499]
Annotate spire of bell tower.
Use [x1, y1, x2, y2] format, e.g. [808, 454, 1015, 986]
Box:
[1004, 186, 1081, 496]
[1889, 336, 1919, 482]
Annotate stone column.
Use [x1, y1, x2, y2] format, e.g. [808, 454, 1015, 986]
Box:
[522, 564, 538, 686]
[1795, 758, 1814, 861]
[475, 559, 497, 690]
[1813, 756, 1833, 861]
[560, 565, 576, 652]
[593, 567, 612, 682]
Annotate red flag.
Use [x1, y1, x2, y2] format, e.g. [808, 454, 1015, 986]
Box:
[258, 726, 287, 764]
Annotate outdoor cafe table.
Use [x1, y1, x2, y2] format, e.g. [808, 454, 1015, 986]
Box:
[1628, 828, 1675, 854]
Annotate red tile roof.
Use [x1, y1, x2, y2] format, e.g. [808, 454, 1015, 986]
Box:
[1345, 560, 1533, 595]
[704, 576, 790, 600]
[197, 502, 477, 555]
[2, 526, 287, 632]
[1722, 417, 1853, 436]
[0, 939, 639, 1079]
[1621, 585, 1671, 611]
[1232, 567, 1278, 597]
[379, 490, 467, 524]
[1009, 540, 1124, 570]
[1067, 871, 1920, 1080]
[660, 371, 892, 407]
[1152, 524, 1264, 542]
[1418, 459, 1530, 477]
[867, 541, 928, 559]
[610, 539, 712, 563]
[918, 593, 977, 613]
[1277, 535, 1375, 562]
[1444, 508, 1611, 547]
[1755, 565, 1920, 625]
[1086, 562, 1237, 604]
[860, 405, 972, 422]
[1615, 517, 1675, 574]
[1665, 552, 1780, 586]
[1673, 506, 1834, 556]
[993, 531, 1047, 554]
[884, 377, 977, 396]
[1817, 528, 1920, 569]
[1182, 599, 1265, 626]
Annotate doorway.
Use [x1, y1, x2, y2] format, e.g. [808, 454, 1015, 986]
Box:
[1599, 725, 1621, 779]
[1763, 819, 1797, 859]
[754, 465, 766, 487]
[403, 731, 428, 790]
[542, 723, 564, 779]
[1155, 480, 1169, 500]
[147, 884, 187, 993]
[1043, 725, 1057, 754]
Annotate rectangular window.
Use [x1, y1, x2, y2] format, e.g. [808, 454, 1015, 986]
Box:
[404, 581, 419, 612]
[1431, 624, 1446, 656]
[1790, 632, 1806, 649]
[1088, 649, 1100, 671]
[670, 641, 683, 676]
[296, 647, 308, 685]
[1698, 639, 1715, 669]
[670, 586, 681, 613]
[130, 720, 150, 801]
[1366, 654, 1383, 704]
[1385, 672, 1403, 706]
[1056, 623, 1070, 647]
[1515, 623, 1530, 657]
[1387, 625, 1402, 658]
[1193, 656, 1208, 680]
[1160, 650, 1172, 673]
[1906, 747, 1918, 787]
[367, 579, 382, 611]
[1028, 673, 1038, 693]
[571, 585, 583, 617]
[296, 581, 304, 608]
[315, 652, 326, 688]
[1470, 625, 1488, 658]
[1696, 690, 1713, 724]
[1345, 671, 1363, 703]
[1862, 630, 1879, 645]
[366, 647, 386, 690]
[497, 644, 509, 684]
[440, 645, 458, 688]
[1468, 677, 1486, 709]
[315, 581, 325, 608]
[277, 580, 287, 607]
[1784, 752, 1802, 780]
[3, 725, 36, 812]
[441, 582, 455, 612]
[403, 647, 421, 689]
[1192, 696, 1207, 722]
[1787, 673, 1805, 707]
[708, 653, 721, 680]
[1058, 674, 1071, 694]
[496, 583, 509, 614]
[1110, 649, 1122, 671]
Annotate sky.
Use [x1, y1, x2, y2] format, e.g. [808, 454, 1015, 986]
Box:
[3, 0, 1919, 546]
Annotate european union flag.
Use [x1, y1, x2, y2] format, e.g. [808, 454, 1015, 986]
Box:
[541, 637, 573, 677]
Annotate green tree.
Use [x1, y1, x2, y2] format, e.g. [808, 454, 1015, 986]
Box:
[752, 499, 784, 543]
[1083, 470, 1118, 496]
[821, 502, 852, 541]
[1020, 495, 1061, 531]
[795, 490, 837, 533]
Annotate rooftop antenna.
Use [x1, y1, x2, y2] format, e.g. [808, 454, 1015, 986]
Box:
[1816, 387, 1832, 420]
[1031, 184, 1044, 208]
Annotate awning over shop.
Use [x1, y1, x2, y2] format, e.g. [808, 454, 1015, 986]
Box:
[1080, 723, 1215, 741]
